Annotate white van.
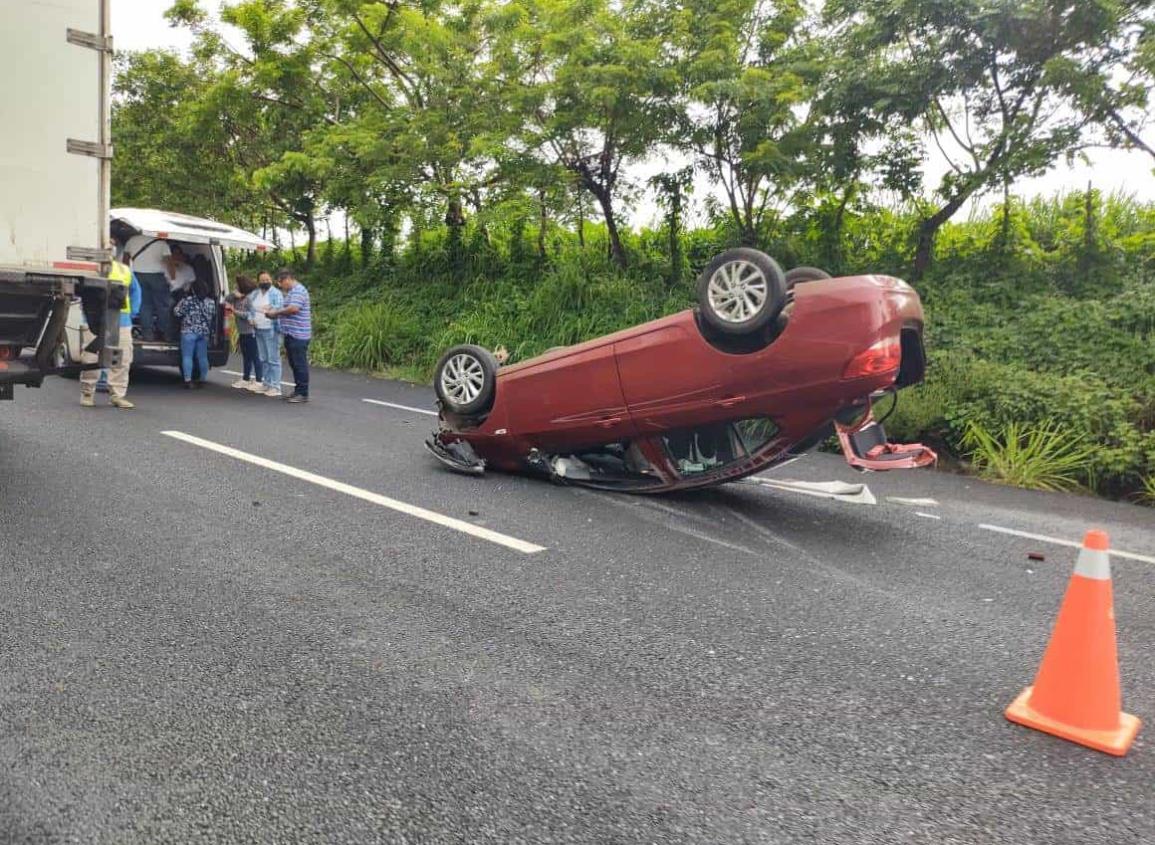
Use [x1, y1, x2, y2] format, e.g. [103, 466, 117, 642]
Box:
[58, 208, 272, 372]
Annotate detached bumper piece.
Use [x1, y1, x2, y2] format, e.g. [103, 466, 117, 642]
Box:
[425, 435, 486, 476]
[836, 413, 937, 471]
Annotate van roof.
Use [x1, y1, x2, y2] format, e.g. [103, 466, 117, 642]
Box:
[111, 208, 273, 252]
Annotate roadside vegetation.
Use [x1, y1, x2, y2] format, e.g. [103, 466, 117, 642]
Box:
[113, 1, 1155, 502]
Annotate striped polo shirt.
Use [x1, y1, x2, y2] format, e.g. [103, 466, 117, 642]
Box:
[280, 282, 312, 340]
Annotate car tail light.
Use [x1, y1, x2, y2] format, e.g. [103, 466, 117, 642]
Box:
[842, 337, 901, 379]
[0, 345, 16, 361]
[221, 304, 232, 340]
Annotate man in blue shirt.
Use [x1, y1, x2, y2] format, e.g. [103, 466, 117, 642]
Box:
[265, 268, 312, 403]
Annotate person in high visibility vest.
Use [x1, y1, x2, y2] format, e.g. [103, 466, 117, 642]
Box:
[81, 236, 141, 409]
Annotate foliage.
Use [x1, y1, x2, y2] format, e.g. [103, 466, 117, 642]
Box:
[962, 420, 1096, 492]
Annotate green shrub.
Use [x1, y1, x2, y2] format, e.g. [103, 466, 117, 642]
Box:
[962, 420, 1095, 492]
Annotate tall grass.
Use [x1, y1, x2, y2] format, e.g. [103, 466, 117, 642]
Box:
[962, 420, 1095, 492]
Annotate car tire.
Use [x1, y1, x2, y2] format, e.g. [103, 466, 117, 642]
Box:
[784, 266, 832, 288]
[434, 344, 498, 416]
[696, 248, 787, 336]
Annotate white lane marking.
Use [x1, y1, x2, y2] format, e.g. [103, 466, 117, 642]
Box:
[915, 512, 942, 520]
[888, 496, 940, 507]
[978, 524, 1155, 566]
[362, 398, 438, 417]
[162, 431, 546, 555]
[221, 369, 293, 388]
[749, 477, 877, 506]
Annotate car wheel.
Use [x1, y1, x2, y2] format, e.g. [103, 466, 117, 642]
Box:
[784, 266, 832, 288]
[434, 344, 498, 416]
[696, 248, 787, 336]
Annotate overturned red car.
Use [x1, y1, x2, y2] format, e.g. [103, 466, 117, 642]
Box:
[426, 248, 936, 493]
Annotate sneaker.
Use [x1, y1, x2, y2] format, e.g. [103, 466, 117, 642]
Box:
[109, 396, 135, 410]
[246, 381, 265, 393]
[232, 379, 249, 389]
[80, 393, 95, 407]
[264, 386, 281, 398]
[286, 394, 309, 404]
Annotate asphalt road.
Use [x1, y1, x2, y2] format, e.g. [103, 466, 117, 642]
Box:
[2, 363, 1153, 844]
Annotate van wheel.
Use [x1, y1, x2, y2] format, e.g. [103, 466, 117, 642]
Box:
[696, 248, 787, 336]
[434, 345, 498, 416]
[55, 342, 80, 379]
[784, 266, 832, 288]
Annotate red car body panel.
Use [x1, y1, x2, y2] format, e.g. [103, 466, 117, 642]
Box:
[434, 274, 935, 491]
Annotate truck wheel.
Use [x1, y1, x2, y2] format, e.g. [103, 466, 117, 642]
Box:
[784, 266, 832, 288]
[434, 344, 498, 416]
[696, 248, 787, 336]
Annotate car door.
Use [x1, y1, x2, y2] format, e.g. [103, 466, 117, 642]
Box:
[614, 313, 732, 432]
[498, 341, 637, 451]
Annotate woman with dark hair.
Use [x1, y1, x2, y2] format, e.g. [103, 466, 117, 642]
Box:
[173, 277, 216, 388]
[228, 274, 263, 390]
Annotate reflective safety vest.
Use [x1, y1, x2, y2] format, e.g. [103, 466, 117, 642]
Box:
[109, 259, 133, 314]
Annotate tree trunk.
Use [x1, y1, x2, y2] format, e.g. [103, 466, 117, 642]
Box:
[445, 196, 467, 277]
[576, 192, 585, 249]
[303, 216, 317, 269]
[537, 188, 548, 262]
[360, 225, 374, 268]
[912, 193, 970, 278]
[592, 189, 627, 269]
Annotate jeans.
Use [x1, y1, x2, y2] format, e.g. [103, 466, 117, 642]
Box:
[239, 333, 262, 381]
[255, 328, 281, 389]
[180, 331, 209, 382]
[283, 334, 310, 397]
[136, 272, 173, 340]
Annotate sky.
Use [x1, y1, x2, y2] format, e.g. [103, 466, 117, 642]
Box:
[112, 0, 1155, 229]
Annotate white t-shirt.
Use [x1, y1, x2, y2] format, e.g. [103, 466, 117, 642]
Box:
[132, 239, 171, 274]
[169, 263, 196, 293]
[250, 288, 272, 330]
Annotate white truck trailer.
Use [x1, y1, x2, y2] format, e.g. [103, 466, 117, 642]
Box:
[0, 0, 122, 401]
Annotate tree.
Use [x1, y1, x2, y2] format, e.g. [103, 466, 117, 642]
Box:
[826, 0, 1144, 275]
[671, 0, 814, 246]
[111, 50, 254, 222]
[493, 0, 677, 268]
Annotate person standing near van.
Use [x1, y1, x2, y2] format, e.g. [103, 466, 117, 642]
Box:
[265, 268, 311, 403]
[173, 278, 216, 388]
[228, 274, 263, 390]
[132, 237, 172, 341]
[251, 271, 284, 397]
[81, 237, 140, 409]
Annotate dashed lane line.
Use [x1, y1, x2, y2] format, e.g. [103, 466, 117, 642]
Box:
[979, 523, 1155, 565]
[362, 398, 439, 417]
[162, 430, 546, 555]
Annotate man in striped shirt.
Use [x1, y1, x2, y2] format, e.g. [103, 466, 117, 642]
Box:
[266, 268, 313, 403]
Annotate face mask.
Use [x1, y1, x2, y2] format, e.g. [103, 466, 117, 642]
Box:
[259, 282, 271, 290]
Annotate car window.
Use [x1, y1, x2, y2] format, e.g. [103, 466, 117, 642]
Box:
[660, 418, 780, 478]
[660, 422, 747, 477]
[733, 417, 780, 454]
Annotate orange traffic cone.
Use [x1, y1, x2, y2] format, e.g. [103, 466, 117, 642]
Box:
[1005, 529, 1141, 755]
